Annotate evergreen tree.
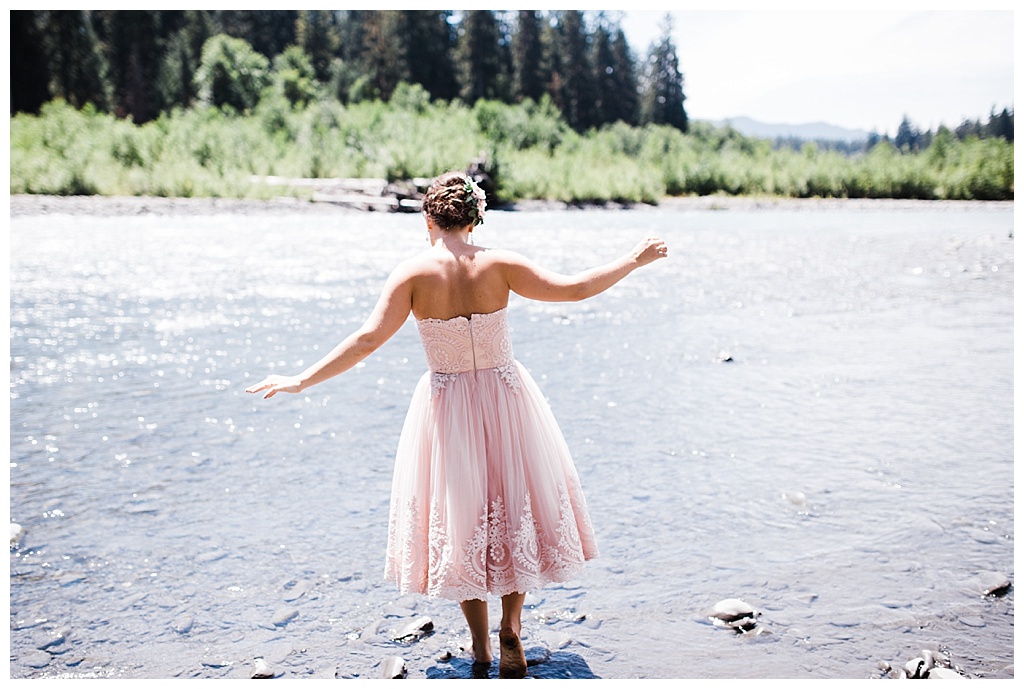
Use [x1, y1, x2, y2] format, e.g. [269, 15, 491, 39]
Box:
[511, 10, 546, 103]
[454, 10, 508, 103]
[10, 11, 52, 114]
[540, 14, 564, 111]
[156, 11, 215, 111]
[403, 10, 458, 101]
[214, 10, 293, 56]
[296, 10, 342, 83]
[39, 10, 112, 112]
[985, 107, 1014, 142]
[640, 14, 687, 132]
[895, 115, 922, 151]
[591, 16, 616, 126]
[550, 10, 596, 131]
[95, 11, 165, 123]
[608, 25, 639, 125]
[216, 10, 297, 58]
[337, 10, 367, 64]
[359, 11, 409, 101]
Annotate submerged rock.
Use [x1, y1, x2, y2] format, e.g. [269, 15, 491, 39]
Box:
[382, 656, 407, 679]
[11, 523, 26, 546]
[271, 608, 298, 627]
[171, 614, 193, 634]
[524, 646, 551, 667]
[21, 650, 52, 669]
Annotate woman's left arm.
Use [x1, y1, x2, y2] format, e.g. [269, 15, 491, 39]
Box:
[246, 265, 414, 399]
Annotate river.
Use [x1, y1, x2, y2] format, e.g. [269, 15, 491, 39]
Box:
[8, 202, 1014, 679]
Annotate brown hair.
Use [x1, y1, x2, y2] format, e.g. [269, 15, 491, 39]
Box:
[422, 171, 477, 231]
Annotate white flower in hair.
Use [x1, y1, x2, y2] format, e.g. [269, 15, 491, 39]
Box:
[464, 176, 487, 226]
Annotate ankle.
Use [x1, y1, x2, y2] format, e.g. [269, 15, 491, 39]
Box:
[499, 624, 520, 638]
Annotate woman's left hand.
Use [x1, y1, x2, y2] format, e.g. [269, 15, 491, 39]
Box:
[245, 375, 303, 399]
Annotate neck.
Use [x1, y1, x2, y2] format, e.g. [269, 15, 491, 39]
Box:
[428, 226, 473, 247]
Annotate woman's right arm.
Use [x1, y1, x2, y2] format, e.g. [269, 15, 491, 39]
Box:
[503, 237, 667, 302]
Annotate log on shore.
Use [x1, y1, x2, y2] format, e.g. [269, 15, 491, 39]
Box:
[251, 176, 425, 212]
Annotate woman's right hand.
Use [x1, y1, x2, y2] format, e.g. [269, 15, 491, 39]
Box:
[632, 236, 669, 266]
[245, 374, 303, 399]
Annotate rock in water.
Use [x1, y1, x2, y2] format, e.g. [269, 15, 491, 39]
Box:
[381, 656, 407, 679]
[709, 598, 761, 631]
[393, 616, 434, 641]
[975, 571, 1012, 597]
[904, 657, 927, 679]
[11, 523, 26, 546]
[171, 614, 194, 634]
[524, 646, 551, 667]
[927, 666, 964, 679]
[251, 657, 273, 679]
[271, 608, 298, 627]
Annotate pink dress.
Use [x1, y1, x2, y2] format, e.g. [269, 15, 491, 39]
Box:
[385, 308, 599, 602]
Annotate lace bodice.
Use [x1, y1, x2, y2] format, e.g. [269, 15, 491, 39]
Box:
[416, 308, 520, 394]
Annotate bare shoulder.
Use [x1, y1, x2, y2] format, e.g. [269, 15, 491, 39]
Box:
[477, 246, 530, 267]
[391, 250, 441, 277]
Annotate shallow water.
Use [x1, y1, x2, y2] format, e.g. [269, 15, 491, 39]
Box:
[9, 205, 1013, 679]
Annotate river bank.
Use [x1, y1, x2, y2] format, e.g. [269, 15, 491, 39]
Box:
[8, 193, 1013, 218]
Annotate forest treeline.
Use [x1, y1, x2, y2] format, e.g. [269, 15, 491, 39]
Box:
[10, 9, 687, 133]
[9, 10, 1014, 202]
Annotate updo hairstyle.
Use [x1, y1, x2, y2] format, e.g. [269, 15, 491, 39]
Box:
[422, 171, 477, 231]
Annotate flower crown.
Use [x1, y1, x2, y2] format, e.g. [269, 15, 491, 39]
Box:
[464, 176, 487, 227]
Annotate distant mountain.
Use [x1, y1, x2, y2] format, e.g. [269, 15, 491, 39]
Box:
[710, 116, 871, 142]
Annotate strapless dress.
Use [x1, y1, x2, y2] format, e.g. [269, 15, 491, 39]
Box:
[384, 307, 598, 601]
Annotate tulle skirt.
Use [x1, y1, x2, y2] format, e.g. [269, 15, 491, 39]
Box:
[384, 361, 598, 602]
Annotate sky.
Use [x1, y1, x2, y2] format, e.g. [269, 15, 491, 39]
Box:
[618, 7, 1014, 134]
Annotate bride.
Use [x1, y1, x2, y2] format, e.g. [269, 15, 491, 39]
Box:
[247, 170, 667, 678]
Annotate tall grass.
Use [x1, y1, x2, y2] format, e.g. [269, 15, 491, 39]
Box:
[10, 96, 1014, 203]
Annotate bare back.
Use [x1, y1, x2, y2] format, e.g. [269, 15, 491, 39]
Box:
[407, 244, 511, 321]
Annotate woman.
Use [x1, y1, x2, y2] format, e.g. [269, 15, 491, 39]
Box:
[246, 171, 667, 678]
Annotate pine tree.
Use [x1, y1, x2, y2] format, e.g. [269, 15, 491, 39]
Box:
[246, 10, 298, 58]
[512, 10, 546, 103]
[156, 11, 215, 111]
[551, 10, 596, 131]
[337, 10, 366, 64]
[403, 10, 457, 101]
[296, 10, 342, 83]
[608, 25, 639, 125]
[895, 115, 922, 151]
[454, 10, 508, 103]
[39, 10, 111, 112]
[10, 11, 52, 114]
[359, 11, 409, 101]
[640, 14, 687, 132]
[95, 11, 165, 122]
[985, 107, 1014, 142]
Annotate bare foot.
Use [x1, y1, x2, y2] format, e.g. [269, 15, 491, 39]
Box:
[498, 629, 527, 679]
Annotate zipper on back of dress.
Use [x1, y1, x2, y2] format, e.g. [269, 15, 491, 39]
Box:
[467, 318, 479, 375]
